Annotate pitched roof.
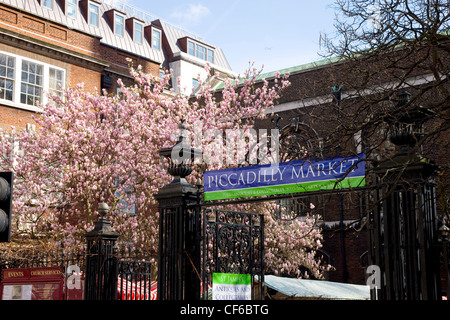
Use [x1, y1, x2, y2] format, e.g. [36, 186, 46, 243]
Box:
[211, 56, 343, 92]
[0, 0, 232, 71]
[154, 19, 231, 71]
[2, 0, 165, 63]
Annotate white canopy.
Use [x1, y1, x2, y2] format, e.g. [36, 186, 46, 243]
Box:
[264, 275, 371, 300]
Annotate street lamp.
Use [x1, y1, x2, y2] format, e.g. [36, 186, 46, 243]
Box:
[385, 91, 434, 152]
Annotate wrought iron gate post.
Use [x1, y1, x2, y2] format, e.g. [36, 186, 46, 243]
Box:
[84, 202, 119, 300]
[371, 158, 441, 300]
[368, 92, 441, 300]
[156, 122, 202, 300]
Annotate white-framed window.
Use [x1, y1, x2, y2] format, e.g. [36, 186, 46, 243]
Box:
[88, 2, 99, 27]
[114, 12, 125, 37]
[188, 41, 195, 56]
[67, 0, 77, 19]
[0, 53, 15, 102]
[134, 21, 143, 44]
[187, 40, 214, 63]
[43, 0, 53, 10]
[192, 78, 199, 92]
[207, 48, 214, 63]
[197, 45, 206, 60]
[0, 51, 65, 109]
[20, 60, 43, 106]
[152, 28, 161, 50]
[49, 68, 64, 98]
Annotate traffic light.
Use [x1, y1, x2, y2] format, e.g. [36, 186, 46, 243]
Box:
[0, 171, 13, 242]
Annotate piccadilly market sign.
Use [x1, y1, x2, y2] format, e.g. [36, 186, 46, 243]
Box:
[203, 154, 365, 201]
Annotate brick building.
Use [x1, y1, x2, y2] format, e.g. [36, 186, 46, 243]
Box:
[0, 0, 234, 131]
[264, 54, 447, 288]
[211, 45, 449, 287]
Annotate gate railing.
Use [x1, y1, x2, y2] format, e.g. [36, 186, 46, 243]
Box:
[0, 246, 154, 300]
[116, 249, 154, 300]
[0, 247, 86, 277]
[202, 209, 265, 300]
[368, 181, 441, 300]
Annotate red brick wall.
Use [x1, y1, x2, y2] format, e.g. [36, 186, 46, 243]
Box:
[0, 39, 103, 130]
[0, 105, 36, 131]
[67, 64, 102, 93]
[251, 47, 450, 285]
[0, 3, 161, 130]
[323, 229, 368, 284]
[0, 5, 102, 58]
[99, 46, 160, 94]
[0, 4, 160, 77]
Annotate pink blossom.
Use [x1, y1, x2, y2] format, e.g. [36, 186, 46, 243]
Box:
[0, 64, 331, 278]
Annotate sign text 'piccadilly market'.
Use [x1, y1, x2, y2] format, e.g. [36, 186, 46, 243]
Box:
[203, 154, 365, 201]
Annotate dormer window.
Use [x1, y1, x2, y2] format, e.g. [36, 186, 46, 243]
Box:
[152, 28, 161, 50]
[88, 2, 99, 27]
[134, 21, 143, 44]
[67, 0, 77, 19]
[187, 40, 214, 63]
[144, 25, 162, 50]
[114, 12, 125, 37]
[126, 17, 145, 44]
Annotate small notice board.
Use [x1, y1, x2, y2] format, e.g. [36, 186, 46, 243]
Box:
[212, 273, 252, 300]
[1, 267, 64, 300]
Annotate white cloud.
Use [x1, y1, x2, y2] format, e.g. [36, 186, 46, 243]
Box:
[171, 3, 211, 26]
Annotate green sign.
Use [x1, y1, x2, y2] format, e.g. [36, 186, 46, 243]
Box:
[212, 273, 251, 300]
[203, 154, 365, 201]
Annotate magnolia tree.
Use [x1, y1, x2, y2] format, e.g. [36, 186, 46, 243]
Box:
[0, 63, 331, 278]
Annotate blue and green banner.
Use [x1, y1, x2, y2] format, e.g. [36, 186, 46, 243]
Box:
[203, 154, 365, 201]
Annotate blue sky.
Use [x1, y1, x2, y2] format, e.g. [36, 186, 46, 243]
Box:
[127, 0, 338, 74]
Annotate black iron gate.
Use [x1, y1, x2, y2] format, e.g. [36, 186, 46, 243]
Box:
[201, 209, 265, 300]
[367, 180, 441, 300]
[155, 118, 443, 301]
[117, 255, 153, 300]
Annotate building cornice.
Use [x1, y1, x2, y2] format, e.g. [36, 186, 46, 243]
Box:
[0, 2, 103, 40]
[0, 26, 110, 72]
[265, 72, 440, 114]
